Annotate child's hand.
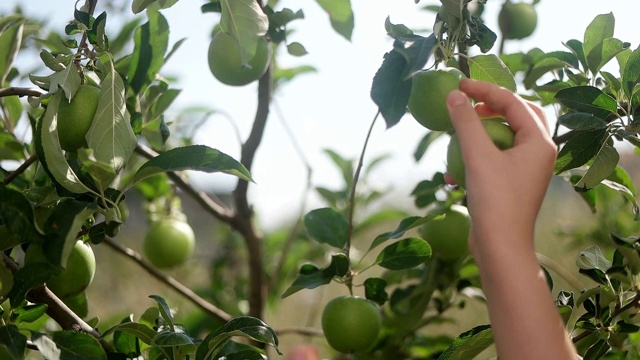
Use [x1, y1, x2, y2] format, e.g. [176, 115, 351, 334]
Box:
[446, 79, 557, 250]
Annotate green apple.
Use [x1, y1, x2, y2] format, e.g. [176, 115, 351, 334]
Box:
[143, 219, 195, 268]
[447, 118, 515, 189]
[408, 67, 466, 131]
[321, 296, 381, 353]
[207, 31, 271, 86]
[25, 240, 96, 298]
[498, 1, 538, 40]
[57, 85, 101, 151]
[420, 204, 471, 260]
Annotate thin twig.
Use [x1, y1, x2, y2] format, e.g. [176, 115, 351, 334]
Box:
[275, 326, 324, 337]
[103, 237, 233, 323]
[3, 154, 38, 185]
[134, 144, 235, 223]
[344, 112, 380, 294]
[0, 87, 46, 98]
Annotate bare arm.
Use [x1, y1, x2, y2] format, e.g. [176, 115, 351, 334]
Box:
[446, 79, 577, 360]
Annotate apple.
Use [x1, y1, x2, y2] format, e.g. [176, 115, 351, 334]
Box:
[57, 85, 101, 151]
[207, 31, 271, 86]
[498, 1, 538, 40]
[143, 218, 195, 268]
[420, 204, 471, 260]
[447, 118, 515, 189]
[408, 67, 466, 131]
[321, 296, 381, 353]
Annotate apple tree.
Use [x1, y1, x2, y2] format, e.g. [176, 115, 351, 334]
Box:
[0, 0, 640, 359]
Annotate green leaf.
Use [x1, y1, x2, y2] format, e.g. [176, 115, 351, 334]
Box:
[87, 53, 136, 171]
[280, 253, 349, 298]
[0, 325, 27, 360]
[558, 112, 607, 131]
[394, 34, 438, 79]
[576, 245, 611, 285]
[152, 331, 195, 351]
[50, 61, 82, 101]
[555, 86, 617, 120]
[523, 51, 579, 89]
[2, 94, 23, 129]
[414, 131, 445, 161]
[622, 45, 640, 99]
[583, 338, 611, 360]
[384, 16, 413, 39]
[0, 21, 23, 85]
[286, 42, 307, 57]
[148, 295, 175, 329]
[370, 49, 413, 128]
[36, 92, 94, 194]
[101, 322, 156, 346]
[268, 8, 305, 28]
[220, 0, 269, 63]
[564, 39, 587, 71]
[437, 324, 493, 360]
[607, 165, 635, 195]
[468, 54, 516, 92]
[574, 142, 619, 190]
[132, 0, 179, 14]
[303, 208, 349, 249]
[0, 184, 40, 250]
[555, 130, 607, 174]
[0, 260, 13, 298]
[599, 179, 640, 220]
[315, 0, 354, 40]
[12, 304, 48, 324]
[127, 10, 169, 94]
[583, 13, 615, 67]
[197, 316, 280, 359]
[132, 145, 252, 184]
[364, 278, 388, 305]
[33, 331, 107, 360]
[371, 215, 440, 254]
[375, 237, 432, 270]
[8, 263, 57, 307]
[586, 37, 628, 76]
[610, 234, 640, 275]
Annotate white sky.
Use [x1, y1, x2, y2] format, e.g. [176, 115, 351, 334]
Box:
[2, 1, 639, 230]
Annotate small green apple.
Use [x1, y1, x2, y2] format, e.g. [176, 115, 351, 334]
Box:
[447, 118, 515, 189]
[207, 31, 271, 86]
[143, 219, 195, 268]
[321, 296, 381, 353]
[498, 1, 538, 40]
[408, 67, 466, 131]
[420, 204, 471, 260]
[57, 85, 101, 151]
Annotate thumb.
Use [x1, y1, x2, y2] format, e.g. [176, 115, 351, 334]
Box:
[447, 90, 495, 160]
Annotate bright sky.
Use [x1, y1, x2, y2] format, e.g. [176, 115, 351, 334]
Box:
[2, 1, 639, 230]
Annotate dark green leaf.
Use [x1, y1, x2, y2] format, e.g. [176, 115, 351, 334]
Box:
[0, 325, 26, 360]
[524, 51, 579, 89]
[197, 316, 280, 359]
[364, 277, 388, 305]
[268, 8, 305, 28]
[555, 86, 618, 119]
[564, 39, 587, 71]
[558, 112, 607, 131]
[610, 234, 640, 275]
[622, 45, 640, 99]
[0, 21, 23, 85]
[0, 184, 40, 250]
[133, 145, 252, 184]
[33, 331, 107, 360]
[303, 208, 349, 249]
[127, 11, 169, 94]
[586, 37, 629, 76]
[286, 42, 307, 56]
[583, 13, 615, 67]
[375, 237, 432, 270]
[368, 214, 440, 252]
[148, 295, 174, 329]
[370, 49, 412, 128]
[414, 131, 445, 161]
[574, 143, 619, 190]
[280, 253, 349, 298]
[583, 338, 610, 360]
[101, 322, 156, 346]
[554, 129, 607, 174]
[315, 0, 353, 40]
[437, 324, 493, 360]
[384, 16, 413, 38]
[12, 304, 48, 324]
[394, 34, 438, 79]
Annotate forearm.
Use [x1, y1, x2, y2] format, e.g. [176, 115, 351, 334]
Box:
[472, 231, 577, 360]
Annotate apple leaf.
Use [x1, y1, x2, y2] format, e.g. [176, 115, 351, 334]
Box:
[414, 131, 445, 161]
[198, 316, 280, 358]
[586, 37, 629, 77]
[584, 339, 611, 359]
[220, 0, 269, 64]
[554, 129, 607, 174]
[280, 254, 349, 299]
[375, 238, 431, 270]
[0, 185, 41, 250]
[523, 51, 579, 89]
[132, 145, 253, 184]
[132, 0, 179, 14]
[0, 325, 27, 360]
[46, 332, 107, 360]
[558, 112, 607, 131]
[622, 45, 640, 99]
[370, 49, 412, 129]
[303, 208, 349, 249]
[368, 213, 442, 254]
[49, 61, 81, 101]
[555, 86, 618, 121]
[574, 142, 619, 190]
[468, 54, 516, 92]
[610, 234, 640, 275]
[599, 179, 640, 220]
[437, 324, 493, 360]
[0, 20, 23, 85]
[36, 93, 94, 195]
[582, 12, 615, 73]
[88, 52, 136, 171]
[315, 0, 354, 41]
[101, 322, 157, 346]
[127, 10, 169, 94]
[576, 245, 611, 285]
[364, 278, 388, 305]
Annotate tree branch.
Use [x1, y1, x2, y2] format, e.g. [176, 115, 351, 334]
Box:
[0, 87, 46, 98]
[102, 237, 232, 323]
[232, 65, 272, 320]
[3, 154, 38, 185]
[2, 254, 113, 353]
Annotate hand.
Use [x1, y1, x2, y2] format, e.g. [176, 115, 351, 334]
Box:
[446, 79, 557, 251]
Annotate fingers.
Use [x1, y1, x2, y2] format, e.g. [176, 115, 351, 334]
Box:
[446, 90, 497, 161]
[459, 79, 549, 138]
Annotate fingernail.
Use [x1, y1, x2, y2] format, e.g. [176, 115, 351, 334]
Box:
[447, 90, 467, 107]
